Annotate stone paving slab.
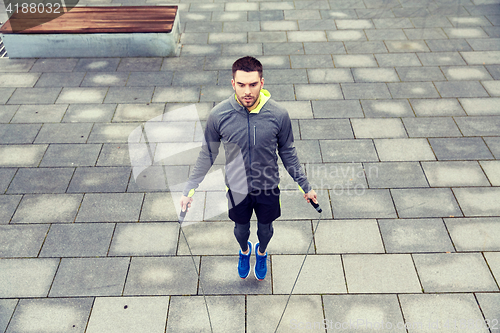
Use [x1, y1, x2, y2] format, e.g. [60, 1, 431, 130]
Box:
[445, 217, 500, 251]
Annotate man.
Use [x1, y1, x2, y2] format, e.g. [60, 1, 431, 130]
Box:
[180, 56, 317, 280]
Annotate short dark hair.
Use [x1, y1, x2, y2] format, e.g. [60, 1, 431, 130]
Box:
[232, 56, 263, 78]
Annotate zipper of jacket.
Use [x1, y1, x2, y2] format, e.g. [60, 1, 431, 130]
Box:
[254, 125, 256, 146]
[247, 112, 253, 189]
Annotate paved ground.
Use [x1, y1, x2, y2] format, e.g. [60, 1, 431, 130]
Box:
[1, 0, 500, 331]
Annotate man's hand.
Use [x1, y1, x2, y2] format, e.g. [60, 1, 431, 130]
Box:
[180, 195, 193, 213]
[303, 189, 318, 204]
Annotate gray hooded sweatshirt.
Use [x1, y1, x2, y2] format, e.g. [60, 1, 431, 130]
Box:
[183, 89, 311, 197]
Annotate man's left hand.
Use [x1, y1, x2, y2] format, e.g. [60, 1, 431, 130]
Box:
[304, 189, 318, 204]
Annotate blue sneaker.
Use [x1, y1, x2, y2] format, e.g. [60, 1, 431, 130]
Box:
[238, 241, 252, 279]
[254, 242, 268, 281]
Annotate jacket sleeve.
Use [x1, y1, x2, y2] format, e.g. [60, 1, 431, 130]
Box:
[277, 110, 312, 194]
[182, 113, 221, 196]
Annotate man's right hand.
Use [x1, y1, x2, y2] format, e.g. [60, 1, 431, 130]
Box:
[180, 195, 193, 213]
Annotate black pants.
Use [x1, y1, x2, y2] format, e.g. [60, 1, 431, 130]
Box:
[228, 188, 280, 253]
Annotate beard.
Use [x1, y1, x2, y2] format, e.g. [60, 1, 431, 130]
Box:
[237, 94, 258, 108]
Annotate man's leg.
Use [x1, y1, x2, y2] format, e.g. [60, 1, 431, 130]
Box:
[256, 222, 274, 254]
[234, 222, 251, 253]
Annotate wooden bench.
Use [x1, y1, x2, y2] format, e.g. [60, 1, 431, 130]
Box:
[0, 6, 180, 58]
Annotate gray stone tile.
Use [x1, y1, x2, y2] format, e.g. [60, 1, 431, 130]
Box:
[396, 66, 446, 81]
[200, 85, 234, 102]
[63, 104, 116, 123]
[321, 139, 379, 162]
[263, 42, 304, 55]
[0, 299, 17, 333]
[435, 81, 489, 97]
[482, 80, 500, 96]
[298, 19, 338, 31]
[360, 100, 413, 118]
[453, 187, 500, 217]
[445, 217, 500, 251]
[480, 160, 500, 185]
[0, 258, 59, 297]
[290, 55, 334, 69]
[460, 50, 500, 65]
[223, 43, 262, 56]
[180, 32, 209, 44]
[0, 73, 39, 88]
[104, 87, 154, 104]
[327, 29, 368, 41]
[399, 294, 489, 333]
[73, 58, 121, 72]
[379, 218, 455, 253]
[112, 103, 164, 122]
[247, 295, 323, 333]
[426, 38, 473, 52]
[0, 145, 47, 167]
[342, 83, 392, 99]
[86, 296, 169, 333]
[385, 40, 431, 52]
[284, 9, 322, 20]
[124, 257, 199, 295]
[391, 188, 462, 218]
[295, 140, 323, 163]
[263, 69, 308, 84]
[343, 254, 421, 293]
[248, 10, 284, 21]
[248, 31, 287, 43]
[352, 68, 399, 82]
[81, 72, 129, 87]
[30, 58, 78, 72]
[418, 52, 468, 66]
[50, 257, 129, 297]
[300, 119, 353, 139]
[323, 295, 406, 333]
[11, 194, 82, 224]
[40, 144, 101, 167]
[403, 117, 462, 137]
[161, 57, 206, 72]
[7, 87, 61, 104]
[128, 165, 190, 192]
[7, 168, 74, 194]
[410, 98, 466, 116]
[167, 296, 244, 333]
[173, 222, 234, 255]
[375, 53, 422, 67]
[109, 222, 178, 256]
[375, 138, 436, 161]
[226, 2, 258, 11]
[266, 220, 316, 254]
[272, 255, 346, 294]
[0, 168, 17, 194]
[355, 8, 393, 18]
[0, 105, 18, 123]
[306, 162, 368, 191]
[295, 84, 343, 100]
[0, 88, 14, 104]
[35, 123, 93, 144]
[365, 29, 407, 41]
[56, 87, 107, 104]
[67, 167, 131, 193]
[312, 100, 363, 118]
[153, 86, 200, 102]
[468, 38, 500, 50]
[404, 28, 449, 39]
[429, 137, 494, 160]
[486, 65, 500, 79]
[484, 252, 500, 288]
[388, 82, 440, 98]
[212, 11, 246, 22]
[288, 31, 327, 43]
[40, 223, 114, 257]
[76, 193, 144, 222]
[0, 124, 40, 144]
[0, 225, 48, 258]
[7, 298, 93, 333]
[88, 123, 140, 143]
[445, 27, 490, 38]
[315, 219, 385, 254]
[414, 253, 498, 292]
[280, 189, 335, 220]
[484, 136, 500, 158]
[329, 0, 366, 9]
[307, 69, 353, 83]
[116, 57, 163, 72]
[475, 293, 500, 330]
[0, 59, 35, 73]
[11, 104, 68, 123]
[455, 116, 500, 136]
[189, 3, 224, 11]
[208, 32, 247, 44]
[365, 162, 428, 188]
[330, 189, 397, 219]
[303, 41, 346, 55]
[352, 118, 407, 138]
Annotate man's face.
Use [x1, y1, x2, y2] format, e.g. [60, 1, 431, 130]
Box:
[231, 70, 264, 109]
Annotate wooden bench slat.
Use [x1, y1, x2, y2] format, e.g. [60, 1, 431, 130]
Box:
[1, 6, 178, 34]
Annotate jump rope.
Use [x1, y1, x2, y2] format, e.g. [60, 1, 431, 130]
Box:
[179, 199, 323, 333]
[141, 123, 323, 332]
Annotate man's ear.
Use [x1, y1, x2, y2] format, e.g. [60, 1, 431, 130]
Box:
[261, 77, 264, 89]
[231, 79, 235, 90]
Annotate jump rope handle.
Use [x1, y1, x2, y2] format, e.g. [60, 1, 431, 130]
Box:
[179, 209, 187, 224]
[310, 200, 322, 213]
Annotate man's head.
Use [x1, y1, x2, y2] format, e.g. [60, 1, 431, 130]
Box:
[231, 56, 264, 110]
